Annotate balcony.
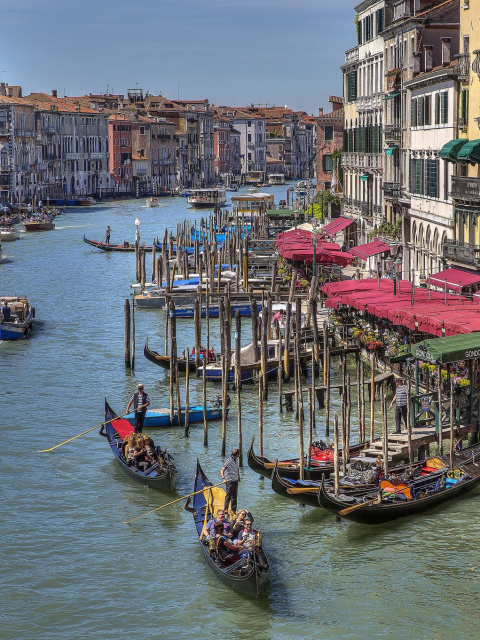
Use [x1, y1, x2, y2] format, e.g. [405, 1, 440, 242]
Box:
[383, 182, 401, 198]
[451, 176, 480, 201]
[361, 202, 373, 217]
[384, 124, 401, 143]
[453, 53, 470, 80]
[0, 126, 10, 135]
[443, 240, 480, 267]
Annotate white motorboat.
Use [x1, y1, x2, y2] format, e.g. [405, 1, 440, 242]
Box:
[187, 188, 226, 208]
[146, 197, 161, 208]
[0, 227, 19, 241]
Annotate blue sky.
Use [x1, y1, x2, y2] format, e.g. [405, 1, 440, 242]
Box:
[4, 0, 354, 115]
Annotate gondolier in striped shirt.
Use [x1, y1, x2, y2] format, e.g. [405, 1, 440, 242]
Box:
[389, 378, 408, 434]
[126, 384, 150, 433]
[221, 449, 240, 513]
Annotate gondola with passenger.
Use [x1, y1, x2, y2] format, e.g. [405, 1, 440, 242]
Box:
[83, 235, 155, 252]
[188, 461, 269, 597]
[100, 399, 177, 490]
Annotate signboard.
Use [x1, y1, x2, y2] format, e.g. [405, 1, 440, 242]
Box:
[420, 395, 430, 413]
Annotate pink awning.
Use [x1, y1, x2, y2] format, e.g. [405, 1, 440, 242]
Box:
[321, 217, 355, 237]
[426, 267, 480, 292]
[349, 239, 390, 260]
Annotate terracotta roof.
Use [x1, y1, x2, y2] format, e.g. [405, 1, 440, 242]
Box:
[415, 0, 457, 18]
[25, 93, 99, 113]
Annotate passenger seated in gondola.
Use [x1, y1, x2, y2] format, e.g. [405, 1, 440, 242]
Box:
[124, 434, 137, 465]
[143, 436, 162, 469]
[202, 508, 231, 540]
[229, 509, 249, 538]
[214, 521, 244, 563]
[123, 240, 129, 248]
[234, 519, 257, 558]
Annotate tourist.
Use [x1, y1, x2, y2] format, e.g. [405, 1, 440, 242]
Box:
[105, 225, 112, 244]
[202, 508, 231, 539]
[221, 448, 241, 513]
[235, 519, 257, 557]
[214, 521, 243, 562]
[389, 378, 408, 434]
[126, 384, 150, 434]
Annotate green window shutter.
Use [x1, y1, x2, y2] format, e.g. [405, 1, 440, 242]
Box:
[424, 159, 430, 196]
[358, 21, 362, 45]
[440, 91, 448, 124]
[411, 99, 417, 127]
[417, 97, 424, 127]
[461, 89, 469, 121]
[435, 93, 440, 125]
[410, 157, 415, 193]
[416, 159, 421, 195]
[424, 95, 431, 126]
[430, 159, 438, 198]
[376, 8, 384, 35]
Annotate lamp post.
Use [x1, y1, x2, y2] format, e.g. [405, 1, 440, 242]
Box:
[392, 255, 402, 295]
[294, 208, 299, 229]
[312, 217, 318, 277]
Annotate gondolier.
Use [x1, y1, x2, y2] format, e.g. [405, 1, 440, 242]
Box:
[126, 384, 150, 433]
[105, 225, 112, 244]
[389, 378, 408, 434]
[221, 448, 240, 513]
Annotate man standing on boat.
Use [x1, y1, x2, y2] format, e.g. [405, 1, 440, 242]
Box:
[389, 378, 408, 434]
[126, 384, 150, 433]
[105, 225, 112, 244]
[221, 448, 240, 513]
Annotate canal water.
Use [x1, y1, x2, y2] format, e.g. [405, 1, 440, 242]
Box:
[1, 186, 479, 640]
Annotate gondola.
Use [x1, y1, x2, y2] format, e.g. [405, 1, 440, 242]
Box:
[247, 437, 368, 481]
[144, 338, 197, 372]
[190, 461, 269, 597]
[318, 446, 480, 524]
[100, 399, 177, 490]
[83, 235, 155, 252]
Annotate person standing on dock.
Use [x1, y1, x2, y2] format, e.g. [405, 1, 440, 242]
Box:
[221, 449, 240, 513]
[105, 225, 112, 244]
[389, 378, 408, 434]
[126, 384, 150, 433]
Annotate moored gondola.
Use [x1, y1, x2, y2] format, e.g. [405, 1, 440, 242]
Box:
[247, 436, 368, 481]
[100, 399, 177, 490]
[318, 446, 480, 524]
[190, 461, 269, 597]
[84, 235, 155, 252]
[271, 462, 322, 507]
[144, 338, 197, 372]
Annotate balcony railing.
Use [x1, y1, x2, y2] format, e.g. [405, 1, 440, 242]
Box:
[443, 240, 480, 267]
[453, 53, 471, 80]
[451, 176, 480, 201]
[384, 124, 401, 143]
[383, 182, 401, 198]
[361, 202, 373, 217]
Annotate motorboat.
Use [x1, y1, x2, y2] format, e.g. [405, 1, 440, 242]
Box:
[0, 296, 35, 340]
[187, 188, 226, 208]
[146, 197, 161, 208]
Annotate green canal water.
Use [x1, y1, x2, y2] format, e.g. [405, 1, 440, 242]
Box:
[1, 187, 479, 640]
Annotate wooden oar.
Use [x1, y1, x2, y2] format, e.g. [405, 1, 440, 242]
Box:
[264, 460, 298, 469]
[38, 410, 135, 453]
[286, 487, 319, 494]
[123, 481, 225, 525]
[338, 485, 408, 516]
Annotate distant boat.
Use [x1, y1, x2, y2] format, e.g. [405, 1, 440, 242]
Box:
[268, 173, 285, 185]
[187, 188, 226, 208]
[23, 220, 55, 231]
[0, 227, 19, 241]
[83, 235, 155, 252]
[146, 197, 161, 208]
[175, 302, 257, 318]
[124, 403, 228, 428]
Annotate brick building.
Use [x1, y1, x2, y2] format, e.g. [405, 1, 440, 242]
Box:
[316, 96, 344, 193]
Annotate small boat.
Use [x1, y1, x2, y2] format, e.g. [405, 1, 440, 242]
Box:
[175, 302, 256, 319]
[225, 183, 239, 192]
[144, 338, 198, 372]
[23, 220, 55, 231]
[189, 461, 270, 597]
[268, 173, 285, 186]
[83, 235, 155, 252]
[100, 400, 177, 490]
[0, 227, 19, 242]
[318, 446, 480, 524]
[124, 401, 227, 428]
[146, 197, 161, 208]
[0, 296, 35, 340]
[247, 437, 369, 481]
[187, 188, 227, 208]
[78, 197, 96, 206]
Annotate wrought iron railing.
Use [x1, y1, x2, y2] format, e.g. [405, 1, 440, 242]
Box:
[451, 176, 480, 201]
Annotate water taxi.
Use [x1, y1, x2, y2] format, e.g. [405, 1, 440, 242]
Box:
[146, 197, 161, 208]
[0, 296, 35, 340]
[230, 192, 274, 221]
[268, 173, 285, 185]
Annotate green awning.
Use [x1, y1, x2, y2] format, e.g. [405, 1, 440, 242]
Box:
[439, 139, 469, 162]
[384, 92, 399, 100]
[266, 209, 296, 218]
[457, 139, 480, 165]
[384, 146, 398, 156]
[412, 333, 480, 364]
[360, 173, 370, 181]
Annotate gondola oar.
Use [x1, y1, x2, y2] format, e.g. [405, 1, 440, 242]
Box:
[38, 408, 144, 453]
[122, 481, 225, 525]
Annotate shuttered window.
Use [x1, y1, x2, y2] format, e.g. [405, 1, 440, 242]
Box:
[346, 71, 357, 103]
[460, 89, 469, 121]
[424, 95, 431, 126]
[417, 97, 424, 127]
[440, 91, 448, 124]
[425, 159, 438, 198]
[376, 8, 384, 35]
[411, 99, 417, 127]
[322, 154, 333, 172]
[434, 93, 440, 125]
[358, 21, 362, 45]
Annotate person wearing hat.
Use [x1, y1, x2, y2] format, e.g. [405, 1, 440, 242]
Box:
[126, 384, 150, 433]
[221, 448, 241, 513]
[389, 378, 408, 434]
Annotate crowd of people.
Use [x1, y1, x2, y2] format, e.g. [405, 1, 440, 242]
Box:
[122, 433, 162, 472]
[202, 507, 258, 563]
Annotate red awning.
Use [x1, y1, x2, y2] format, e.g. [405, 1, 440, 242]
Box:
[321, 217, 355, 237]
[426, 268, 480, 292]
[282, 246, 353, 267]
[349, 239, 390, 260]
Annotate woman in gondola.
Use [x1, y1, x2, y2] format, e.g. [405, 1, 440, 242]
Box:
[214, 521, 243, 563]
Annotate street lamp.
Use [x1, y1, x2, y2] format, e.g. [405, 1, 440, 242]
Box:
[392, 254, 402, 295]
[135, 217, 140, 243]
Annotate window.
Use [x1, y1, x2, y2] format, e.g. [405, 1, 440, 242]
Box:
[324, 125, 334, 141]
[247, 133, 251, 142]
[322, 154, 333, 172]
[411, 98, 418, 127]
[417, 97, 424, 126]
[424, 95, 431, 126]
[434, 93, 440, 125]
[460, 89, 469, 123]
[425, 159, 438, 198]
[376, 8, 384, 35]
[139, 126, 145, 135]
[346, 71, 357, 102]
[440, 91, 448, 124]
[358, 20, 362, 45]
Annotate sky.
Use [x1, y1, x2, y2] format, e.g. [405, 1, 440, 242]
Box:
[4, 0, 355, 115]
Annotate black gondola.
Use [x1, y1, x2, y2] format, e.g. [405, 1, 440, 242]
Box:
[271, 462, 322, 507]
[318, 446, 480, 524]
[247, 436, 368, 481]
[190, 461, 269, 597]
[100, 399, 177, 491]
[84, 235, 154, 252]
[144, 338, 196, 372]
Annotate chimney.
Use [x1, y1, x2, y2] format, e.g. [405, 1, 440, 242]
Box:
[413, 51, 421, 75]
[75, 103, 81, 112]
[441, 37, 452, 66]
[318, 108, 324, 116]
[51, 89, 57, 98]
[424, 45, 434, 72]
